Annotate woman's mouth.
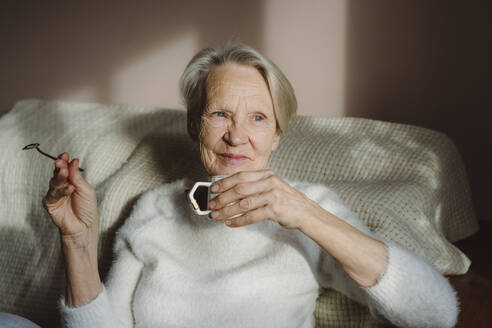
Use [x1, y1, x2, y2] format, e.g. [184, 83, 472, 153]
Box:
[219, 153, 249, 165]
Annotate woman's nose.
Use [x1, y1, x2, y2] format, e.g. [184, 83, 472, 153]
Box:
[224, 122, 248, 146]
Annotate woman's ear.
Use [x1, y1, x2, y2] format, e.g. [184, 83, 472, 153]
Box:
[187, 118, 199, 142]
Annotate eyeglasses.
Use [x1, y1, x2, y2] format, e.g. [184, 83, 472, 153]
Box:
[22, 143, 84, 172]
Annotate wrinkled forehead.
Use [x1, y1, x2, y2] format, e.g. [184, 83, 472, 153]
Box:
[205, 64, 273, 107]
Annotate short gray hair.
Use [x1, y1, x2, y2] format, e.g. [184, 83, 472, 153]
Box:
[179, 42, 297, 133]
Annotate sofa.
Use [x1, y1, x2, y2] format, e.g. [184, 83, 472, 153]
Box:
[0, 99, 479, 327]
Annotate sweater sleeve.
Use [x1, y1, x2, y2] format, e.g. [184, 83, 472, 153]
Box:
[361, 240, 459, 328]
[59, 285, 117, 328]
[295, 181, 459, 328]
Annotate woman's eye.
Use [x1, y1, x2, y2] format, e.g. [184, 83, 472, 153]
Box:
[213, 112, 226, 118]
[253, 115, 264, 121]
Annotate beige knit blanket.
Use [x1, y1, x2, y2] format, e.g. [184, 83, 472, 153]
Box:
[0, 99, 478, 327]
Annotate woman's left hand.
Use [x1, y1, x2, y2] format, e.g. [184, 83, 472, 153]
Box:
[208, 170, 322, 229]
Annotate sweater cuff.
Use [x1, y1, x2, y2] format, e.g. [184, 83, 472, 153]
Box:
[58, 286, 115, 327]
[362, 241, 458, 328]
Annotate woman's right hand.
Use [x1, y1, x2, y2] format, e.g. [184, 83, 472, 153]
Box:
[42, 152, 99, 238]
[44, 153, 103, 307]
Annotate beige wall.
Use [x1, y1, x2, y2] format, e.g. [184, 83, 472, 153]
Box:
[0, 0, 346, 116]
[1, 0, 491, 222]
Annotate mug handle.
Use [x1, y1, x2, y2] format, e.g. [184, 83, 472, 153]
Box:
[188, 181, 212, 215]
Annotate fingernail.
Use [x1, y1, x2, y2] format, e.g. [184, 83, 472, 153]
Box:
[209, 200, 216, 209]
[211, 211, 219, 219]
[225, 220, 232, 226]
[211, 184, 219, 192]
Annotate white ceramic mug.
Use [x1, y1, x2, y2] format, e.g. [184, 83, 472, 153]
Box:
[188, 175, 242, 219]
[188, 175, 229, 216]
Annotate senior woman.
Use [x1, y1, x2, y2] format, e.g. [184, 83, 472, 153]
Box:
[42, 42, 458, 328]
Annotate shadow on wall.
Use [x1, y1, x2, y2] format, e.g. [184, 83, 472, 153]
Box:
[0, 0, 266, 113]
[344, 0, 492, 222]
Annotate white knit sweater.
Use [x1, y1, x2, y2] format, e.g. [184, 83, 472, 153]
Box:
[59, 179, 458, 328]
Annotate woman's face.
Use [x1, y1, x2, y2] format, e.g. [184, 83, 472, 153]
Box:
[194, 63, 280, 176]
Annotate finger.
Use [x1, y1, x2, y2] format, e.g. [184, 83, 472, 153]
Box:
[47, 165, 71, 205]
[52, 166, 69, 186]
[48, 183, 75, 200]
[226, 206, 272, 228]
[67, 158, 91, 190]
[63, 184, 75, 196]
[52, 156, 70, 182]
[58, 152, 69, 161]
[44, 180, 70, 206]
[53, 157, 69, 175]
[53, 153, 69, 175]
[210, 175, 274, 210]
[211, 193, 269, 220]
[55, 158, 68, 168]
[211, 170, 275, 193]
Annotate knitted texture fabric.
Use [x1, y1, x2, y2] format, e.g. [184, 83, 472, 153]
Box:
[0, 99, 478, 327]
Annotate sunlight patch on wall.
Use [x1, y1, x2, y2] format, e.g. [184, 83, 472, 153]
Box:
[61, 86, 100, 104]
[111, 34, 200, 110]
